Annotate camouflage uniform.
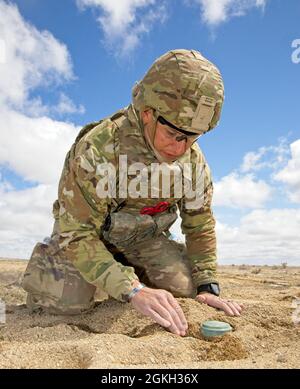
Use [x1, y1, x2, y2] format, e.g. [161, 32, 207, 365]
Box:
[22, 49, 224, 314]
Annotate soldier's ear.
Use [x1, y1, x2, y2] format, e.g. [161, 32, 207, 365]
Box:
[141, 109, 153, 126]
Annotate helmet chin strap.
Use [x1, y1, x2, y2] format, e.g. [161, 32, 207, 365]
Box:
[143, 115, 166, 163]
[133, 106, 172, 163]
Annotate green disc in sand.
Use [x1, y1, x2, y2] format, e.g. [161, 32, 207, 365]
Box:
[201, 320, 232, 337]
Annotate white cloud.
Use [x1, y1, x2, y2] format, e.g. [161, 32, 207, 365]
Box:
[53, 93, 86, 116]
[216, 208, 300, 264]
[0, 183, 56, 259]
[191, 0, 267, 26]
[0, 37, 6, 64]
[13, 94, 85, 118]
[240, 148, 266, 172]
[170, 139, 300, 265]
[0, 2, 81, 186]
[0, 1, 82, 259]
[274, 139, 300, 203]
[76, 0, 167, 57]
[0, 171, 13, 192]
[240, 138, 290, 173]
[0, 107, 79, 185]
[75, 0, 267, 54]
[170, 207, 300, 265]
[211, 140, 300, 264]
[213, 172, 272, 208]
[0, 1, 74, 109]
[169, 210, 185, 242]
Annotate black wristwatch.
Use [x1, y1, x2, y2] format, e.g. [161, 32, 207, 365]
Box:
[197, 283, 220, 296]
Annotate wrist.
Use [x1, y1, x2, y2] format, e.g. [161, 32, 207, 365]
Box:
[127, 282, 145, 301]
[197, 283, 220, 296]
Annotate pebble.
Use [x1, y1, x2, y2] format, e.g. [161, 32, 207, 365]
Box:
[277, 354, 287, 363]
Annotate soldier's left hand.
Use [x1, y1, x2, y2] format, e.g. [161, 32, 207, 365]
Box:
[195, 293, 244, 316]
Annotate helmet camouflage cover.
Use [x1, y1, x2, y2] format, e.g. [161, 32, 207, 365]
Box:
[132, 49, 225, 135]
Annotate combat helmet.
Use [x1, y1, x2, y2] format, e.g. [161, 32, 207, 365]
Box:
[132, 49, 224, 137]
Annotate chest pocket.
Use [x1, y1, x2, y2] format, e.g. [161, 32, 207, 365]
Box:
[102, 208, 178, 249]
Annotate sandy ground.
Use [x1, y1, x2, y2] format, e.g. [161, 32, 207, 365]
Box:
[0, 259, 299, 369]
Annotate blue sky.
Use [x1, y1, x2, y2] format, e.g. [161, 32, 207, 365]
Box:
[0, 0, 299, 264]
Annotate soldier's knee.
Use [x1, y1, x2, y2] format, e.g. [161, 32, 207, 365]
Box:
[168, 273, 195, 297]
[23, 241, 96, 315]
[26, 293, 95, 315]
[152, 272, 195, 298]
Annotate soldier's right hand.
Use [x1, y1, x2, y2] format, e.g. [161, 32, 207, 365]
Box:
[130, 287, 188, 336]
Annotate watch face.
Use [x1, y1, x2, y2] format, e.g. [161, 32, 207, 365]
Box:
[197, 283, 220, 296]
[211, 283, 220, 296]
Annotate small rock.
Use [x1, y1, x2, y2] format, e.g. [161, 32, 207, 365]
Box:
[277, 354, 287, 363]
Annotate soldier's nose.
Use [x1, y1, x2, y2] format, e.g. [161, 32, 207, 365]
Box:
[171, 140, 186, 155]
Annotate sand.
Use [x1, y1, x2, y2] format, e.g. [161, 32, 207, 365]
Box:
[0, 259, 299, 369]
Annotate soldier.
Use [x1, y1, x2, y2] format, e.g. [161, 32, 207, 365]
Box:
[22, 49, 243, 337]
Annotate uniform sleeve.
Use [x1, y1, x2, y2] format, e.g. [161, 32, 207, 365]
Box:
[57, 121, 139, 302]
[178, 149, 218, 288]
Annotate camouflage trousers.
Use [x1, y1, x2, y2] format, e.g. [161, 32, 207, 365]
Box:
[22, 233, 195, 315]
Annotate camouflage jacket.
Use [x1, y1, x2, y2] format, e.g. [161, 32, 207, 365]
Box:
[52, 105, 218, 302]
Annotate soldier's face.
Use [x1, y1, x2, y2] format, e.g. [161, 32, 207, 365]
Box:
[142, 110, 189, 161]
[154, 123, 187, 160]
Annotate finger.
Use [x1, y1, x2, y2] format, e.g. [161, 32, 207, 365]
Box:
[196, 294, 235, 316]
[195, 294, 207, 304]
[165, 294, 188, 332]
[168, 306, 187, 335]
[152, 302, 182, 335]
[148, 308, 171, 329]
[219, 300, 235, 316]
[230, 301, 243, 313]
[226, 301, 241, 316]
[221, 298, 243, 310]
